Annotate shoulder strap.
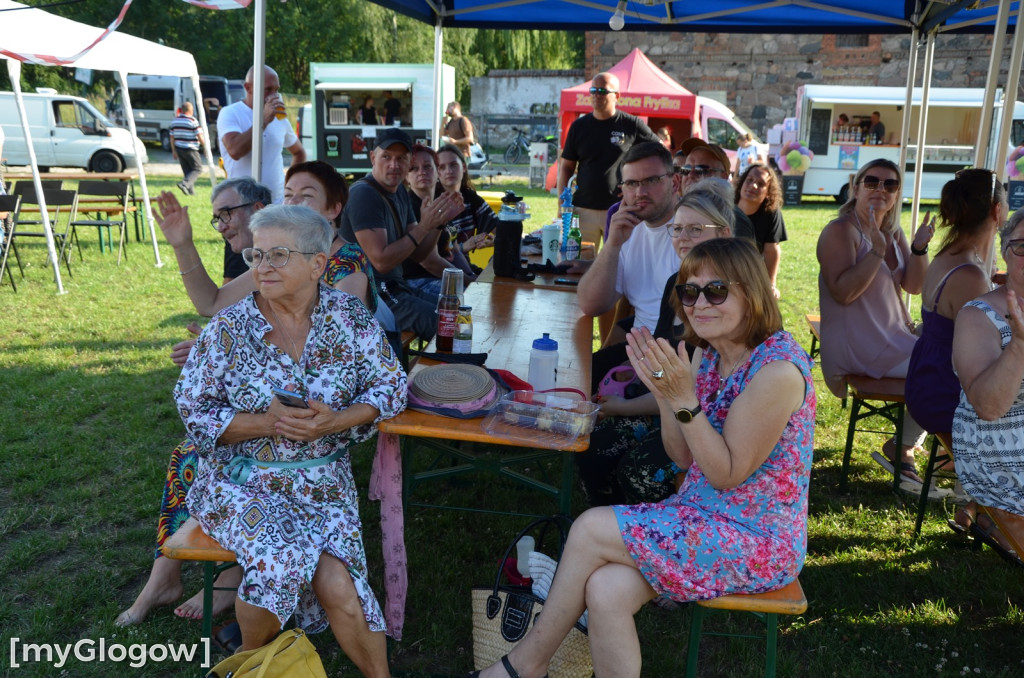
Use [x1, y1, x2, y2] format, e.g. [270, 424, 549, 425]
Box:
[364, 176, 406, 237]
[930, 262, 976, 311]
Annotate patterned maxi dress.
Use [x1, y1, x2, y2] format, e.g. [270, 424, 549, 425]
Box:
[952, 300, 1024, 516]
[175, 284, 407, 632]
[614, 331, 815, 601]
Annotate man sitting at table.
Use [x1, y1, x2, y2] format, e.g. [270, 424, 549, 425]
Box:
[338, 128, 463, 341]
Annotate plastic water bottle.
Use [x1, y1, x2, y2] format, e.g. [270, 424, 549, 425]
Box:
[565, 215, 582, 261]
[452, 306, 473, 354]
[528, 333, 559, 391]
[560, 185, 574, 250]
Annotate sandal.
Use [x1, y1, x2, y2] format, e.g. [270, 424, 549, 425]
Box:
[213, 620, 242, 654]
[968, 513, 1024, 568]
[947, 502, 977, 535]
[871, 451, 924, 485]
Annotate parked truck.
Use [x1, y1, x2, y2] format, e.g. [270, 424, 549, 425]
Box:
[308, 62, 455, 175]
[792, 84, 1024, 202]
[106, 74, 229, 151]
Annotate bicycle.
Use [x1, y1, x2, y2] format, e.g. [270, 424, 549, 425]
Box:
[503, 127, 558, 165]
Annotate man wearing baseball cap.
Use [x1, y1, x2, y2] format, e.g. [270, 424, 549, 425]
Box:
[675, 138, 755, 241]
[339, 128, 464, 340]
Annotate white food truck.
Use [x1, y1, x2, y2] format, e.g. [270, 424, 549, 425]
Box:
[309, 62, 455, 175]
[792, 84, 1024, 202]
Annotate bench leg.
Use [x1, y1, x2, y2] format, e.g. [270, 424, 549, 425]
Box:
[764, 612, 778, 678]
[685, 605, 706, 678]
[202, 561, 216, 643]
[839, 397, 863, 492]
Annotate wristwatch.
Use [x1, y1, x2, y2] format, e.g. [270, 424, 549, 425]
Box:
[674, 403, 702, 423]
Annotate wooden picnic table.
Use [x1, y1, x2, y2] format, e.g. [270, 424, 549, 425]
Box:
[378, 280, 593, 516]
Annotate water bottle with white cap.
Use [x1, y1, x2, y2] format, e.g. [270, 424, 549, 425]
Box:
[528, 333, 559, 391]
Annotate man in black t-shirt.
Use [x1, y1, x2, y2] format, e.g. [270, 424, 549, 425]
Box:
[382, 91, 401, 126]
[558, 72, 659, 252]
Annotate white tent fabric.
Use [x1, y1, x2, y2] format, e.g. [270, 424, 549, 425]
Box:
[0, 0, 219, 285]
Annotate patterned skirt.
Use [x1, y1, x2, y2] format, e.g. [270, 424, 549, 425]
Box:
[153, 440, 198, 559]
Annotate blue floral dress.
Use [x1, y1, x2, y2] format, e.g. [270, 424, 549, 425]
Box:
[175, 284, 407, 633]
[614, 331, 815, 601]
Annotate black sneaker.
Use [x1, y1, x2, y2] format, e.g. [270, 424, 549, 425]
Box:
[176, 181, 188, 195]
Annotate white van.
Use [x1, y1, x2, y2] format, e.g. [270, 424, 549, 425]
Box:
[106, 74, 225, 151]
[0, 90, 146, 172]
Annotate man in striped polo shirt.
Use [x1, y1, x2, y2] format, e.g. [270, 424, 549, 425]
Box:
[169, 101, 204, 196]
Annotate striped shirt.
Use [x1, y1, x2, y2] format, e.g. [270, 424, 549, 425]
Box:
[169, 114, 202, 150]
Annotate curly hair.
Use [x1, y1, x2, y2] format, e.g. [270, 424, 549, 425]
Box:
[734, 163, 782, 212]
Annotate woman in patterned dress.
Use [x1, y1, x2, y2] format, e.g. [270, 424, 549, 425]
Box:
[176, 205, 406, 672]
[473, 238, 815, 678]
[951, 208, 1024, 564]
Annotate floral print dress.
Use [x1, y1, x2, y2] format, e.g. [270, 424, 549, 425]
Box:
[614, 331, 815, 601]
[175, 284, 407, 633]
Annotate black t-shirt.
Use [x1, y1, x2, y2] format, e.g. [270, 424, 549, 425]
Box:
[339, 176, 415, 286]
[383, 98, 401, 125]
[561, 111, 659, 210]
[746, 203, 788, 253]
[732, 206, 756, 245]
[223, 241, 248, 280]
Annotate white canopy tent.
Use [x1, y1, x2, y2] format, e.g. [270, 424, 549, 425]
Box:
[0, 0, 219, 291]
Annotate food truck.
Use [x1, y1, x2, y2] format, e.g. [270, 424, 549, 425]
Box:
[793, 84, 1024, 202]
[309, 62, 455, 174]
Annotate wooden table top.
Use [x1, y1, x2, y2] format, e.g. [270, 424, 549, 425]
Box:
[378, 282, 594, 451]
[474, 255, 584, 292]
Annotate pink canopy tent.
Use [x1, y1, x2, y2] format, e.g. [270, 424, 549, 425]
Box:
[558, 48, 698, 147]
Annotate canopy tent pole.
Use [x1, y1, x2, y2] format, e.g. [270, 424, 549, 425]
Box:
[909, 30, 936, 237]
[6, 59, 64, 293]
[994, 2, 1024, 182]
[250, 0, 266, 183]
[190, 73, 219, 189]
[431, 16, 444, 149]
[116, 70, 162, 267]
[974, 0, 1012, 169]
[897, 23, 920, 172]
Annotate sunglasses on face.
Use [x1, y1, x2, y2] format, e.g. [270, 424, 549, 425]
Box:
[1004, 239, 1024, 256]
[676, 280, 738, 307]
[668, 223, 723, 239]
[859, 175, 901, 194]
[242, 246, 317, 269]
[676, 165, 722, 179]
[618, 173, 672, 190]
[589, 87, 617, 95]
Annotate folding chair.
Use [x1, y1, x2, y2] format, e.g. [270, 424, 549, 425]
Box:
[9, 185, 77, 277]
[0, 194, 21, 291]
[69, 180, 131, 264]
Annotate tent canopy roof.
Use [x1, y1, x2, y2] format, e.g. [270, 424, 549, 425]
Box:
[560, 48, 695, 116]
[0, 0, 197, 76]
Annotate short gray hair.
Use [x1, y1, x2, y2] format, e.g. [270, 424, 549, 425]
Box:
[249, 205, 333, 255]
[1001, 207, 1024, 250]
[212, 177, 272, 207]
[677, 179, 736, 231]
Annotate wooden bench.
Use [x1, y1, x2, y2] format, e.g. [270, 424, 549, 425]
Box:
[161, 518, 237, 642]
[685, 578, 807, 678]
[804, 314, 820, 360]
[839, 375, 906, 492]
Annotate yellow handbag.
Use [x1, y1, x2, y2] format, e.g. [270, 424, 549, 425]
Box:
[204, 628, 327, 678]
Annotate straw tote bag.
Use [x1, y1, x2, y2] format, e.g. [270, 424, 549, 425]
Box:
[471, 516, 593, 678]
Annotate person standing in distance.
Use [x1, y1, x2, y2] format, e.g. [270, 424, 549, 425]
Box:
[440, 101, 476, 159]
[558, 72, 659, 252]
[169, 101, 204, 197]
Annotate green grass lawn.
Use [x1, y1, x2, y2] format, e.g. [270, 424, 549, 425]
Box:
[1, 176, 1022, 677]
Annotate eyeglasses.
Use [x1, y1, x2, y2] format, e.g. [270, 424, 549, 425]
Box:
[618, 173, 671, 190]
[1004, 239, 1024, 256]
[676, 165, 723, 179]
[956, 168, 1000, 205]
[210, 202, 254, 228]
[589, 87, 617, 95]
[668, 223, 724, 239]
[676, 280, 739, 307]
[241, 246, 318, 269]
[859, 175, 900, 194]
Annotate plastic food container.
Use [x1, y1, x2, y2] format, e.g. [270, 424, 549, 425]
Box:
[482, 391, 599, 450]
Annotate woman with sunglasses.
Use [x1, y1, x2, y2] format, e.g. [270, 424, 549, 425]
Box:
[580, 185, 735, 507]
[905, 169, 1002, 525]
[950, 208, 1024, 565]
[472, 238, 814, 678]
[817, 158, 934, 487]
[735, 163, 787, 296]
[176, 204, 406, 667]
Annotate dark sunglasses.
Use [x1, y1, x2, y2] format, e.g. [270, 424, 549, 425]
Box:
[676, 165, 722, 179]
[676, 280, 738, 307]
[859, 175, 901, 194]
[589, 87, 617, 95]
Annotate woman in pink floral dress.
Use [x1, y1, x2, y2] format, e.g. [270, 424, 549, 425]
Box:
[472, 238, 815, 678]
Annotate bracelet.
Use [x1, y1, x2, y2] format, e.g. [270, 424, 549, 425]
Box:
[405, 232, 420, 248]
[179, 263, 201, 276]
[868, 248, 885, 259]
[910, 243, 928, 256]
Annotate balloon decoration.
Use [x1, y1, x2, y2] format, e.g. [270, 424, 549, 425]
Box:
[776, 141, 814, 174]
[1006, 145, 1024, 180]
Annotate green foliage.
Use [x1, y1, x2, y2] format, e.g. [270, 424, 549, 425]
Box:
[0, 1, 584, 105]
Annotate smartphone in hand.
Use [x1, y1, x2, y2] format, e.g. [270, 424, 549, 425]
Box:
[272, 386, 309, 409]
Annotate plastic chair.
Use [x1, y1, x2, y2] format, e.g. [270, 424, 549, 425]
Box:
[69, 180, 131, 264]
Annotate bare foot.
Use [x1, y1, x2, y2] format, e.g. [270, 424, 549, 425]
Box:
[115, 558, 185, 627]
[174, 566, 242, 620]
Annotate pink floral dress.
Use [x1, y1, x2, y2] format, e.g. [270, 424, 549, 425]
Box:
[614, 331, 815, 601]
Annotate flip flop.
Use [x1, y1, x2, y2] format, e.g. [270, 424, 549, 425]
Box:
[947, 504, 976, 535]
[213, 620, 242, 655]
[968, 514, 1024, 568]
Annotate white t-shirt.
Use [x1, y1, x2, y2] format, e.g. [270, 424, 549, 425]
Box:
[217, 101, 297, 203]
[614, 219, 680, 331]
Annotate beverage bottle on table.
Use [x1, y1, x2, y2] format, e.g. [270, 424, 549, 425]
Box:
[528, 333, 559, 391]
[453, 306, 473, 354]
[559, 185, 574, 249]
[436, 272, 460, 352]
[565, 215, 582, 260]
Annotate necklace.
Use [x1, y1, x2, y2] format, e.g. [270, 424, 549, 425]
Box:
[715, 350, 750, 397]
[266, 301, 306, 363]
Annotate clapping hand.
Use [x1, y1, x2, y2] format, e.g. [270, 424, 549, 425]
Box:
[1006, 287, 1024, 347]
[624, 327, 695, 405]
